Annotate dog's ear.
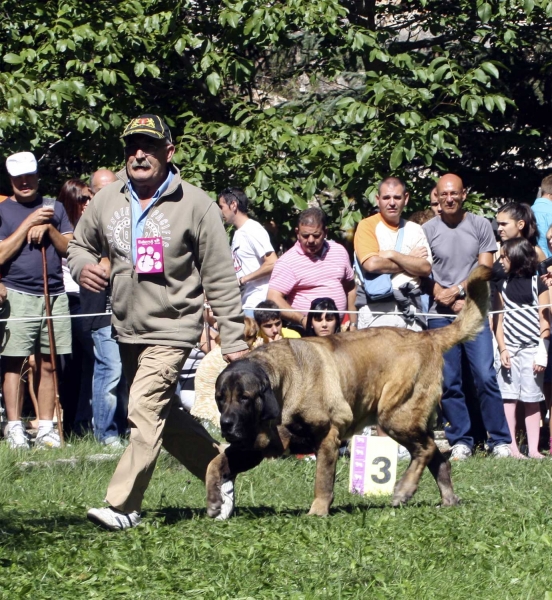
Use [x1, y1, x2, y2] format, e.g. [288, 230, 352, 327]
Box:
[260, 385, 280, 421]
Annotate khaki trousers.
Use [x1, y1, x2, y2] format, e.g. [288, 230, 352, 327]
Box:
[105, 344, 220, 513]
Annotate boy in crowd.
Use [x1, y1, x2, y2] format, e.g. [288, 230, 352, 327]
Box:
[253, 300, 301, 345]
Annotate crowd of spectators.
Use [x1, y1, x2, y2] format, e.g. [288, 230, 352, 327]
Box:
[232, 174, 552, 462]
[2, 117, 552, 531]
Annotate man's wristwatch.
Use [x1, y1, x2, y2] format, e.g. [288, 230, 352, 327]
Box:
[457, 284, 466, 299]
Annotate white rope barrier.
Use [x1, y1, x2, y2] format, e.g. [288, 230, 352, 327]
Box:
[0, 302, 550, 324]
[0, 311, 113, 323]
[238, 303, 552, 318]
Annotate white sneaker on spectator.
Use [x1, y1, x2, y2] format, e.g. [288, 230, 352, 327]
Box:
[215, 479, 235, 521]
[450, 443, 472, 461]
[87, 506, 141, 530]
[491, 443, 512, 458]
[397, 445, 410, 461]
[103, 438, 125, 449]
[6, 425, 30, 450]
[34, 429, 61, 449]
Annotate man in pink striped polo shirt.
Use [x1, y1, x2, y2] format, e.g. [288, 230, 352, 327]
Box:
[267, 207, 357, 331]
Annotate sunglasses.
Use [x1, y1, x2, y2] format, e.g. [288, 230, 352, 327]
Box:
[124, 141, 165, 156]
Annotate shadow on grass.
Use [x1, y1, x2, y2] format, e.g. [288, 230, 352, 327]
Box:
[0, 513, 90, 551]
[152, 496, 457, 524]
[151, 505, 305, 523]
[0, 494, 467, 544]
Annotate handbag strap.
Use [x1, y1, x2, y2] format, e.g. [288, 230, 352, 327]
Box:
[394, 219, 405, 252]
[354, 254, 365, 284]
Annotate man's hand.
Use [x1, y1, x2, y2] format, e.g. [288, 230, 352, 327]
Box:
[451, 299, 465, 313]
[79, 263, 109, 293]
[433, 282, 458, 307]
[27, 224, 50, 245]
[223, 349, 249, 363]
[23, 207, 54, 230]
[409, 246, 428, 259]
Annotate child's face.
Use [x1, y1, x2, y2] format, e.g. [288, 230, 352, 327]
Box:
[547, 236, 552, 253]
[496, 212, 523, 241]
[260, 318, 282, 341]
[499, 251, 511, 273]
[312, 311, 337, 336]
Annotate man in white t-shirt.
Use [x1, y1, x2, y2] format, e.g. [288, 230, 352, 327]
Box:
[218, 188, 276, 315]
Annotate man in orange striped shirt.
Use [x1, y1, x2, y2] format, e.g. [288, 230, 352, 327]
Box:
[354, 177, 432, 331]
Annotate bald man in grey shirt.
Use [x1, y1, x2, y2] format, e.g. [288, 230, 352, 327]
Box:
[423, 174, 511, 460]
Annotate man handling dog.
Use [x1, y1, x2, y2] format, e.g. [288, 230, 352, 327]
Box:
[68, 114, 249, 530]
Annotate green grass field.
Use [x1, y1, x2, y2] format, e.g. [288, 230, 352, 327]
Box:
[1, 438, 552, 599]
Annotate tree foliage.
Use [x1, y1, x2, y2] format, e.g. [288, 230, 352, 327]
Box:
[1, 0, 551, 241]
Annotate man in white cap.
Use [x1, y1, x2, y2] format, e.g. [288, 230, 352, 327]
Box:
[0, 152, 74, 449]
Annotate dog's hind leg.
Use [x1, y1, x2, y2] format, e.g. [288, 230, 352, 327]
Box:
[308, 425, 340, 516]
[390, 434, 437, 507]
[427, 449, 459, 506]
[206, 446, 264, 518]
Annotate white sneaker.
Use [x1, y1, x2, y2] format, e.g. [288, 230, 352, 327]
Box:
[103, 438, 125, 449]
[491, 443, 512, 458]
[87, 506, 141, 530]
[34, 429, 61, 449]
[450, 443, 472, 461]
[6, 425, 30, 450]
[215, 479, 235, 521]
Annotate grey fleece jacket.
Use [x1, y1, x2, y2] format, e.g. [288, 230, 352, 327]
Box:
[67, 166, 248, 354]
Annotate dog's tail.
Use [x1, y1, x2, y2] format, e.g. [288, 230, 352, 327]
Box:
[429, 265, 492, 353]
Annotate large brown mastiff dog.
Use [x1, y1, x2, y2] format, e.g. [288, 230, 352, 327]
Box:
[206, 265, 491, 517]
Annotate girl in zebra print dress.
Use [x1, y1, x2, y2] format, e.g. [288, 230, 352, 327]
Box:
[495, 238, 550, 458]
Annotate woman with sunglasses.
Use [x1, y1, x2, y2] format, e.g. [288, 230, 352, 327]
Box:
[57, 179, 95, 435]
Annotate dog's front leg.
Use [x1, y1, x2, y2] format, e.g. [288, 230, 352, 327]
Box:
[206, 452, 231, 518]
[206, 446, 265, 518]
[308, 425, 340, 516]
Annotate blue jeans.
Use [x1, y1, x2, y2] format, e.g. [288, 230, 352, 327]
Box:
[91, 326, 128, 444]
[62, 294, 94, 434]
[428, 318, 511, 450]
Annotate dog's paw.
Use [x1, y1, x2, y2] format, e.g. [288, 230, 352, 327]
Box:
[439, 495, 460, 507]
[207, 501, 222, 518]
[206, 488, 223, 518]
[391, 493, 412, 507]
[307, 499, 330, 517]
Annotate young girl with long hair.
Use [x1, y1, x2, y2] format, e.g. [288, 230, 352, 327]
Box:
[305, 297, 341, 337]
[495, 237, 550, 458]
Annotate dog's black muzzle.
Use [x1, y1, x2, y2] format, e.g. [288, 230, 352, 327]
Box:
[220, 414, 256, 446]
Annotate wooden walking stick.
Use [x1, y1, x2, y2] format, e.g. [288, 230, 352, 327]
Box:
[41, 245, 65, 446]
